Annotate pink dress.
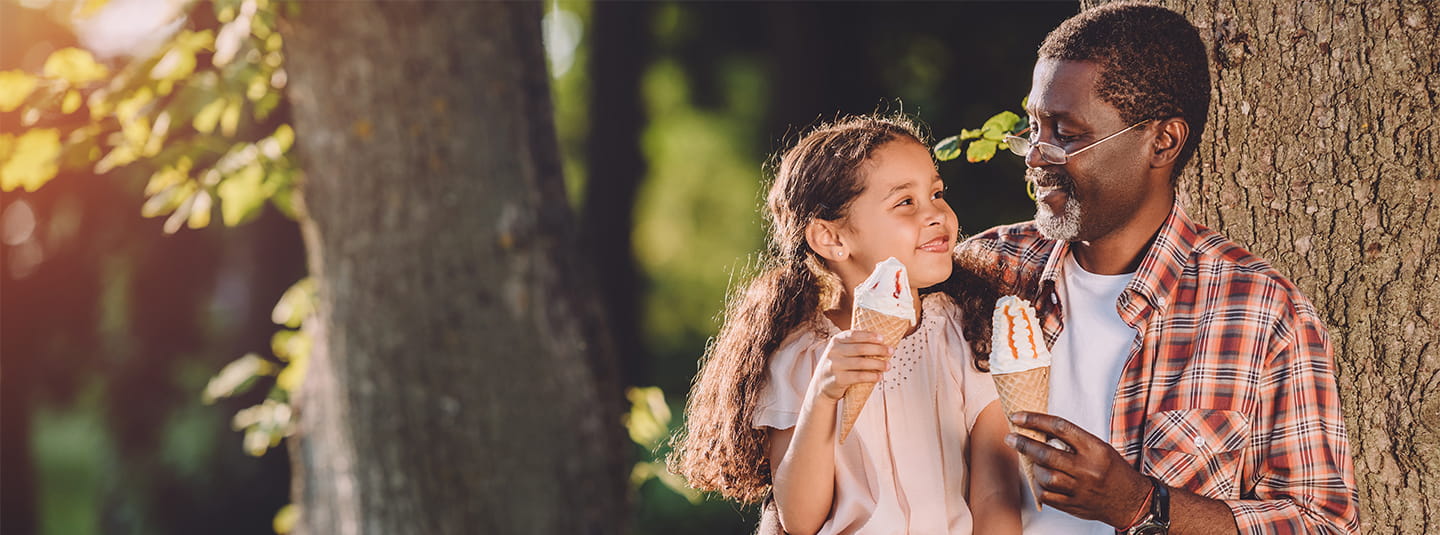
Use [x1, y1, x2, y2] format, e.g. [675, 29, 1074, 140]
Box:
[754, 293, 1000, 535]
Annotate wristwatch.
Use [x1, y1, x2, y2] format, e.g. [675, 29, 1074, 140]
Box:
[1124, 476, 1171, 535]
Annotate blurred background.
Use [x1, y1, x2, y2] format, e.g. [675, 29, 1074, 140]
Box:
[0, 0, 1076, 533]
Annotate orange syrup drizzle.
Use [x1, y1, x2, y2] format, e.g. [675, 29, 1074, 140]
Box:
[1004, 304, 1021, 360]
[1019, 306, 1039, 359]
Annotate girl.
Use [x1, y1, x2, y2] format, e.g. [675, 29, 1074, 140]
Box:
[669, 114, 1022, 535]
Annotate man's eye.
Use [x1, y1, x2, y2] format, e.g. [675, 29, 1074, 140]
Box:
[1056, 132, 1081, 143]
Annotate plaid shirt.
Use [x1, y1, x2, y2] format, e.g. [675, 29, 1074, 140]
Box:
[965, 202, 1359, 534]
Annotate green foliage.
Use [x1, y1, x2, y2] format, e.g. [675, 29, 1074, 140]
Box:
[202, 353, 275, 403]
[203, 277, 313, 457]
[624, 387, 701, 504]
[933, 108, 1025, 163]
[0, 0, 312, 461]
[0, 0, 298, 234]
[273, 503, 299, 534]
[634, 58, 767, 370]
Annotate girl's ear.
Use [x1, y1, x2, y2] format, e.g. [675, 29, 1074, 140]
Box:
[806, 219, 849, 262]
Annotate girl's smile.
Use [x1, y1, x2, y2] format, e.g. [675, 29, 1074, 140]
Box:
[918, 235, 952, 253]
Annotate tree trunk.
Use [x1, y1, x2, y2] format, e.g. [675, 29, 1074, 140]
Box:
[583, 1, 652, 388]
[1086, 1, 1439, 531]
[281, 3, 623, 534]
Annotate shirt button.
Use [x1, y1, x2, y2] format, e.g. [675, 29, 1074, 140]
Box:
[1194, 435, 1206, 449]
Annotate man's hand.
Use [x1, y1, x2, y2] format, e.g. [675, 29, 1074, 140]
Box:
[1006, 411, 1151, 528]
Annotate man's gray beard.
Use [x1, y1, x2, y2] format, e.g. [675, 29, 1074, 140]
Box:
[1035, 195, 1082, 241]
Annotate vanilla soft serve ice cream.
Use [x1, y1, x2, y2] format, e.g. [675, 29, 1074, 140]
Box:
[852, 257, 917, 326]
[989, 295, 1052, 374]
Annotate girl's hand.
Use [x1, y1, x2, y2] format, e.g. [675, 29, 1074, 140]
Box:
[813, 330, 893, 401]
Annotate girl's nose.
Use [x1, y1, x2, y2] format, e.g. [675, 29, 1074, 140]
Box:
[924, 201, 947, 226]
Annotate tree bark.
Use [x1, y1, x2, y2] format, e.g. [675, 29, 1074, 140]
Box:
[281, 3, 622, 534]
[1085, 1, 1439, 531]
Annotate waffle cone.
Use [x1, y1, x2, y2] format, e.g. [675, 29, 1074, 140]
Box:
[993, 366, 1050, 509]
[839, 308, 911, 443]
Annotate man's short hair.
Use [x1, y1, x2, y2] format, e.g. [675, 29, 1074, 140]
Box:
[1039, 2, 1210, 176]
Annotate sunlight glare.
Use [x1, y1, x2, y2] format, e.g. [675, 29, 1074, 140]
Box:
[71, 0, 185, 59]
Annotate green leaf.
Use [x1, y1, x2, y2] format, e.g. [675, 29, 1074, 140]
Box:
[653, 462, 705, 504]
[220, 99, 242, 137]
[0, 70, 38, 112]
[932, 135, 962, 162]
[273, 124, 294, 152]
[958, 128, 983, 141]
[43, 48, 110, 85]
[217, 161, 267, 226]
[61, 90, 82, 113]
[966, 139, 998, 163]
[187, 188, 212, 229]
[203, 353, 276, 404]
[258, 124, 293, 160]
[150, 46, 198, 86]
[275, 355, 307, 393]
[271, 277, 315, 328]
[163, 188, 194, 234]
[0, 128, 62, 191]
[624, 386, 671, 449]
[141, 181, 193, 218]
[273, 505, 299, 535]
[268, 177, 299, 219]
[233, 399, 293, 455]
[93, 145, 138, 175]
[193, 97, 226, 134]
[980, 111, 1022, 140]
[271, 329, 311, 363]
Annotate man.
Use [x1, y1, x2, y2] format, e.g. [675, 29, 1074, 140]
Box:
[962, 3, 1360, 534]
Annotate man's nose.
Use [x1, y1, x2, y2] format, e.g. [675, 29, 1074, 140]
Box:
[1023, 144, 1050, 169]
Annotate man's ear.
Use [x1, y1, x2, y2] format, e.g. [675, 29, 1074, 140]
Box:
[1150, 117, 1189, 169]
[806, 219, 848, 262]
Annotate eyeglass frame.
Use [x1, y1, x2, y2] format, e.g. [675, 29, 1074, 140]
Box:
[1005, 119, 1153, 165]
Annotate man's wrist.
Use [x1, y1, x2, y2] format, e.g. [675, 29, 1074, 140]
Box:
[1119, 477, 1156, 529]
[1118, 476, 1170, 534]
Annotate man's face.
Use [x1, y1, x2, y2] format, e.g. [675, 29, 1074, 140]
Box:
[1023, 59, 1152, 242]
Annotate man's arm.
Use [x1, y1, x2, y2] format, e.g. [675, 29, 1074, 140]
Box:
[1007, 303, 1359, 534]
[1221, 309, 1358, 534]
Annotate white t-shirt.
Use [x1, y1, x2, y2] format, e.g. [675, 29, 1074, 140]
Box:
[1022, 253, 1137, 534]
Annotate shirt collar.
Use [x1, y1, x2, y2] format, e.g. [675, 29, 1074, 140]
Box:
[1039, 202, 1199, 314]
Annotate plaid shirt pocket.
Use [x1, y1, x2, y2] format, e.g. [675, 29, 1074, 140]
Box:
[1142, 409, 1250, 500]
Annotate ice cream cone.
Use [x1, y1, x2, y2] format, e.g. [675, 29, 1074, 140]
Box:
[993, 366, 1050, 509]
[838, 307, 911, 443]
[988, 295, 1053, 510]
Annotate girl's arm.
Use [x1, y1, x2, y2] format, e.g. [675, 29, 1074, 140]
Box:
[968, 400, 1023, 534]
[768, 329, 892, 535]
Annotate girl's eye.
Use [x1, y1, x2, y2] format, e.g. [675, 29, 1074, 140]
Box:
[895, 197, 914, 207]
[932, 188, 946, 200]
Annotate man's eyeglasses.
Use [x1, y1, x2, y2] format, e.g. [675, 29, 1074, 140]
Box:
[1005, 120, 1152, 165]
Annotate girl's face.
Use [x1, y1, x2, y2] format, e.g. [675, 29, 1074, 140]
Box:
[832, 140, 957, 290]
